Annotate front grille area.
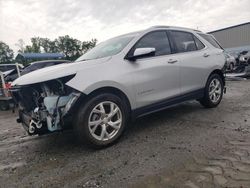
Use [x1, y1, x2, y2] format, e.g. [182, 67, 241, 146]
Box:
[10, 86, 38, 112]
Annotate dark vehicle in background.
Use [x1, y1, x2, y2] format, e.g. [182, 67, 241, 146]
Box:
[0, 64, 24, 76]
[239, 51, 250, 65]
[5, 60, 71, 82]
[225, 53, 236, 72]
[225, 50, 250, 77]
[0, 64, 21, 72]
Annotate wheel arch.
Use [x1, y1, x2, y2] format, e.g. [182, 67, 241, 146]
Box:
[65, 86, 133, 126]
[86, 86, 132, 112]
[208, 69, 225, 86]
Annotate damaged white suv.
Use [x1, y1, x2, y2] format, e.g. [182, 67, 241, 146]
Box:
[11, 26, 226, 147]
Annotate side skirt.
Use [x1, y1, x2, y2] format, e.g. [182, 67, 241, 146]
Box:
[131, 88, 204, 120]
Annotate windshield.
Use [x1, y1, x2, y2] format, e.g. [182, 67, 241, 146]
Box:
[76, 34, 135, 61]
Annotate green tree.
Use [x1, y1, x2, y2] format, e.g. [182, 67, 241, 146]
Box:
[15, 39, 25, 53]
[0, 41, 14, 63]
[17, 36, 97, 61]
[40, 38, 58, 53]
[24, 37, 41, 53]
[55, 35, 83, 60]
[82, 39, 97, 53]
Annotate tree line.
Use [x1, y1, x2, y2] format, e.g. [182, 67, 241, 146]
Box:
[0, 35, 97, 63]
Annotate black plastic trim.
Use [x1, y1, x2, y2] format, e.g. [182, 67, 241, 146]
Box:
[131, 88, 204, 120]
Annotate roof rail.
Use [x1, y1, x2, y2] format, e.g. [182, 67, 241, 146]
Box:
[150, 25, 201, 32]
[150, 25, 170, 29]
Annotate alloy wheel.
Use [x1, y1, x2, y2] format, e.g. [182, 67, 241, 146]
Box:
[209, 78, 222, 103]
[88, 101, 122, 141]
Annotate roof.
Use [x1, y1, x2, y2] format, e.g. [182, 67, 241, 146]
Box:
[15, 53, 65, 60]
[208, 22, 250, 34]
[151, 25, 201, 32]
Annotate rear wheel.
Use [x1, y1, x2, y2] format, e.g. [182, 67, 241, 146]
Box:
[199, 74, 224, 108]
[74, 93, 128, 148]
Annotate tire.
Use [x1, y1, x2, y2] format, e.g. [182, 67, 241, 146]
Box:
[74, 93, 129, 148]
[229, 63, 234, 71]
[0, 101, 10, 111]
[199, 74, 224, 108]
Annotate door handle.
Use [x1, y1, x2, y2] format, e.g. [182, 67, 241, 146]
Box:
[168, 59, 178, 64]
[203, 53, 210, 57]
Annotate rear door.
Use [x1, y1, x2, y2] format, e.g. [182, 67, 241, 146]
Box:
[168, 30, 211, 94]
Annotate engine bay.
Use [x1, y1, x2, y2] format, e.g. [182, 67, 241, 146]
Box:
[11, 76, 81, 135]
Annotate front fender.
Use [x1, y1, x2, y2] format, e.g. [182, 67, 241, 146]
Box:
[66, 76, 136, 109]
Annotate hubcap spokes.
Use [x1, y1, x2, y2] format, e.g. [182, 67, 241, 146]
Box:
[209, 79, 221, 103]
[88, 101, 122, 141]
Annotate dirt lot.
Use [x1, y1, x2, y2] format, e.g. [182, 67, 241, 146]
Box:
[0, 80, 250, 188]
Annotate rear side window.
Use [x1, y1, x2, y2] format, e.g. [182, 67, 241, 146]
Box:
[194, 36, 205, 50]
[133, 31, 171, 56]
[170, 31, 197, 53]
[198, 34, 222, 49]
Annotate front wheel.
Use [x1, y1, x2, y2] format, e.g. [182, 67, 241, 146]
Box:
[74, 93, 128, 148]
[199, 74, 224, 108]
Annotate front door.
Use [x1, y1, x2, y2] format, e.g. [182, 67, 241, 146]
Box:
[128, 31, 181, 108]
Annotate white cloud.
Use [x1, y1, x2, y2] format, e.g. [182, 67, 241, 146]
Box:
[0, 0, 249, 54]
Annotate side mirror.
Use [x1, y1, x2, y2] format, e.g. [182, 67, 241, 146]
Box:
[126, 47, 156, 61]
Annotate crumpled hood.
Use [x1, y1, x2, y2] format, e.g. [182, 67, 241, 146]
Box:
[12, 57, 111, 86]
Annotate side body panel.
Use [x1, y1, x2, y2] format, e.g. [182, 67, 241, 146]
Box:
[128, 54, 180, 108]
[66, 56, 137, 109]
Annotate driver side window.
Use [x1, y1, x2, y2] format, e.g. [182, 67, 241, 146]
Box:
[132, 31, 172, 57]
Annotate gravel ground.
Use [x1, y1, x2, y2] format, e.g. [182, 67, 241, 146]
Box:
[0, 80, 250, 188]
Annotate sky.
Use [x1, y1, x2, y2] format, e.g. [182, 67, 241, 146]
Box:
[0, 0, 250, 54]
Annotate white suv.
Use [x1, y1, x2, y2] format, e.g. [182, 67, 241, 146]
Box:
[11, 26, 226, 147]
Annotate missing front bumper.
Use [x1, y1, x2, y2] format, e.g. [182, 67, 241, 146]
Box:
[17, 92, 82, 135]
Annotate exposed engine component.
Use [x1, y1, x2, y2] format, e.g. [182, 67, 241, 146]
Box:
[29, 119, 42, 134]
[11, 75, 80, 135]
[43, 95, 71, 131]
[28, 120, 36, 134]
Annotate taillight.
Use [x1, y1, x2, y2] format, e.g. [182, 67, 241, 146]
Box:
[5, 83, 12, 89]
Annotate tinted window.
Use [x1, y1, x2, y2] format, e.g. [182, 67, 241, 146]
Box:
[198, 34, 222, 49]
[44, 62, 55, 67]
[133, 31, 171, 56]
[54, 61, 62, 65]
[0, 66, 5, 72]
[0, 65, 16, 72]
[170, 31, 197, 53]
[194, 36, 205, 50]
[21, 64, 40, 74]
